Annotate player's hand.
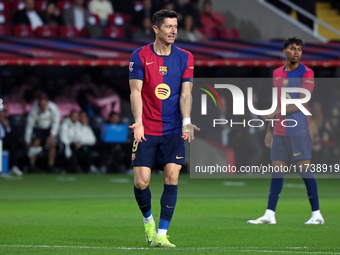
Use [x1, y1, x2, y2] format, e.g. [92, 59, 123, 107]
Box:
[264, 131, 272, 148]
[182, 123, 200, 143]
[129, 123, 146, 142]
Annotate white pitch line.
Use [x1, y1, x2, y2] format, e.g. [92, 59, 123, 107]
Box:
[0, 245, 339, 254]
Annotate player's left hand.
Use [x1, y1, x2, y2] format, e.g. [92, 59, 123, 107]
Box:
[182, 123, 200, 143]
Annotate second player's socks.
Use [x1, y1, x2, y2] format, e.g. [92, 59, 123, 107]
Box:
[267, 172, 284, 211]
[300, 169, 320, 211]
[158, 184, 178, 236]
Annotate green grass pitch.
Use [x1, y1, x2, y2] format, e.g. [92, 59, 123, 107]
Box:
[0, 173, 339, 255]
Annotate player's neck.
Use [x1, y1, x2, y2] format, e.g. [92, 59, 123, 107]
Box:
[153, 40, 172, 56]
[285, 61, 299, 71]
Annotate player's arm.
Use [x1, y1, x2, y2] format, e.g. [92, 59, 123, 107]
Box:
[180, 81, 200, 143]
[264, 122, 273, 148]
[129, 79, 146, 142]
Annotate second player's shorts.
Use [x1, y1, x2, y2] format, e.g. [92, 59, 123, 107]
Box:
[270, 134, 312, 161]
[131, 133, 185, 169]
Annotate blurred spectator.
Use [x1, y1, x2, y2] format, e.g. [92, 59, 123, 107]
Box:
[86, 81, 121, 120]
[310, 101, 324, 163]
[54, 84, 81, 119]
[132, 0, 153, 26]
[13, 0, 44, 30]
[3, 84, 28, 116]
[132, 17, 154, 40]
[0, 110, 23, 176]
[181, 0, 201, 28]
[88, 0, 114, 25]
[25, 93, 60, 173]
[200, 0, 225, 31]
[178, 15, 205, 42]
[77, 111, 98, 173]
[63, 0, 103, 38]
[59, 110, 97, 173]
[59, 110, 81, 172]
[41, 1, 62, 28]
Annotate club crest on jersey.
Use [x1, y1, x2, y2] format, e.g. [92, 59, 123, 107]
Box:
[129, 62, 134, 72]
[159, 66, 167, 75]
[283, 79, 289, 86]
[131, 153, 136, 161]
[155, 83, 171, 100]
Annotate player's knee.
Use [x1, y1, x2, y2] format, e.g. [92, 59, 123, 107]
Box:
[134, 179, 150, 190]
[164, 175, 178, 185]
[48, 139, 56, 147]
[32, 139, 41, 147]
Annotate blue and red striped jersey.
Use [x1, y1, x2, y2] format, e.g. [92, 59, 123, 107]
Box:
[273, 63, 314, 136]
[129, 43, 194, 136]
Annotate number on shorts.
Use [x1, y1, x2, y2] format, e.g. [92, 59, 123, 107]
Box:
[132, 140, 139, 152]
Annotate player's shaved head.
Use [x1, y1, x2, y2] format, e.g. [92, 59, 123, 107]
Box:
[152, 9, 177, 28]
[284, 37, 304, 49]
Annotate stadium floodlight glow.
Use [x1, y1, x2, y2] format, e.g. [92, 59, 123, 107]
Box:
[201, 84, 312, 116]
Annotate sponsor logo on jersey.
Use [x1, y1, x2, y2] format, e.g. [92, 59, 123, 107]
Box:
[155, 83, 171, 100]
[159, 66, 167, 75]
[129, 62, 134, 72]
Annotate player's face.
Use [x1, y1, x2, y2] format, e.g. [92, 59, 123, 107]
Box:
[284, 43, 302, 64]
[155, 18, 178, 45]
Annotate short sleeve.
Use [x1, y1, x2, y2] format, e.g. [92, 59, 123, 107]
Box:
[129, 49, 144, 81]
[181, 52, 194, 83]
[302, 69, 314, 93]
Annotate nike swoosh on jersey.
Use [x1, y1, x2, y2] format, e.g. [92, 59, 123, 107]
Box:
[146, 62, 155, 65]
[176, 156, 184, 159]
[293, 152, 301, 156]
[166, 205, 175, 208]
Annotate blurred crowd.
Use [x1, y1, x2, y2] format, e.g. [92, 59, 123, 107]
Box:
[0, 0, 239, 40]
[0, 71, 132, 175]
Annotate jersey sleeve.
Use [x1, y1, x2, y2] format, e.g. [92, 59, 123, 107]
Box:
[129, 50, 144, 81]
[181, 52, 194, 83]
[302, 69, 314, 93]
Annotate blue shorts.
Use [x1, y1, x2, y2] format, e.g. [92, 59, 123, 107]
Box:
[270, 135, 312, 162]
[131, 133, 185, 169]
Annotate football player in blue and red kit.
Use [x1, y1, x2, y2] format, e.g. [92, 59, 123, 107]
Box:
[248, 37, 324, 225]
[129, 9, 199, 247]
